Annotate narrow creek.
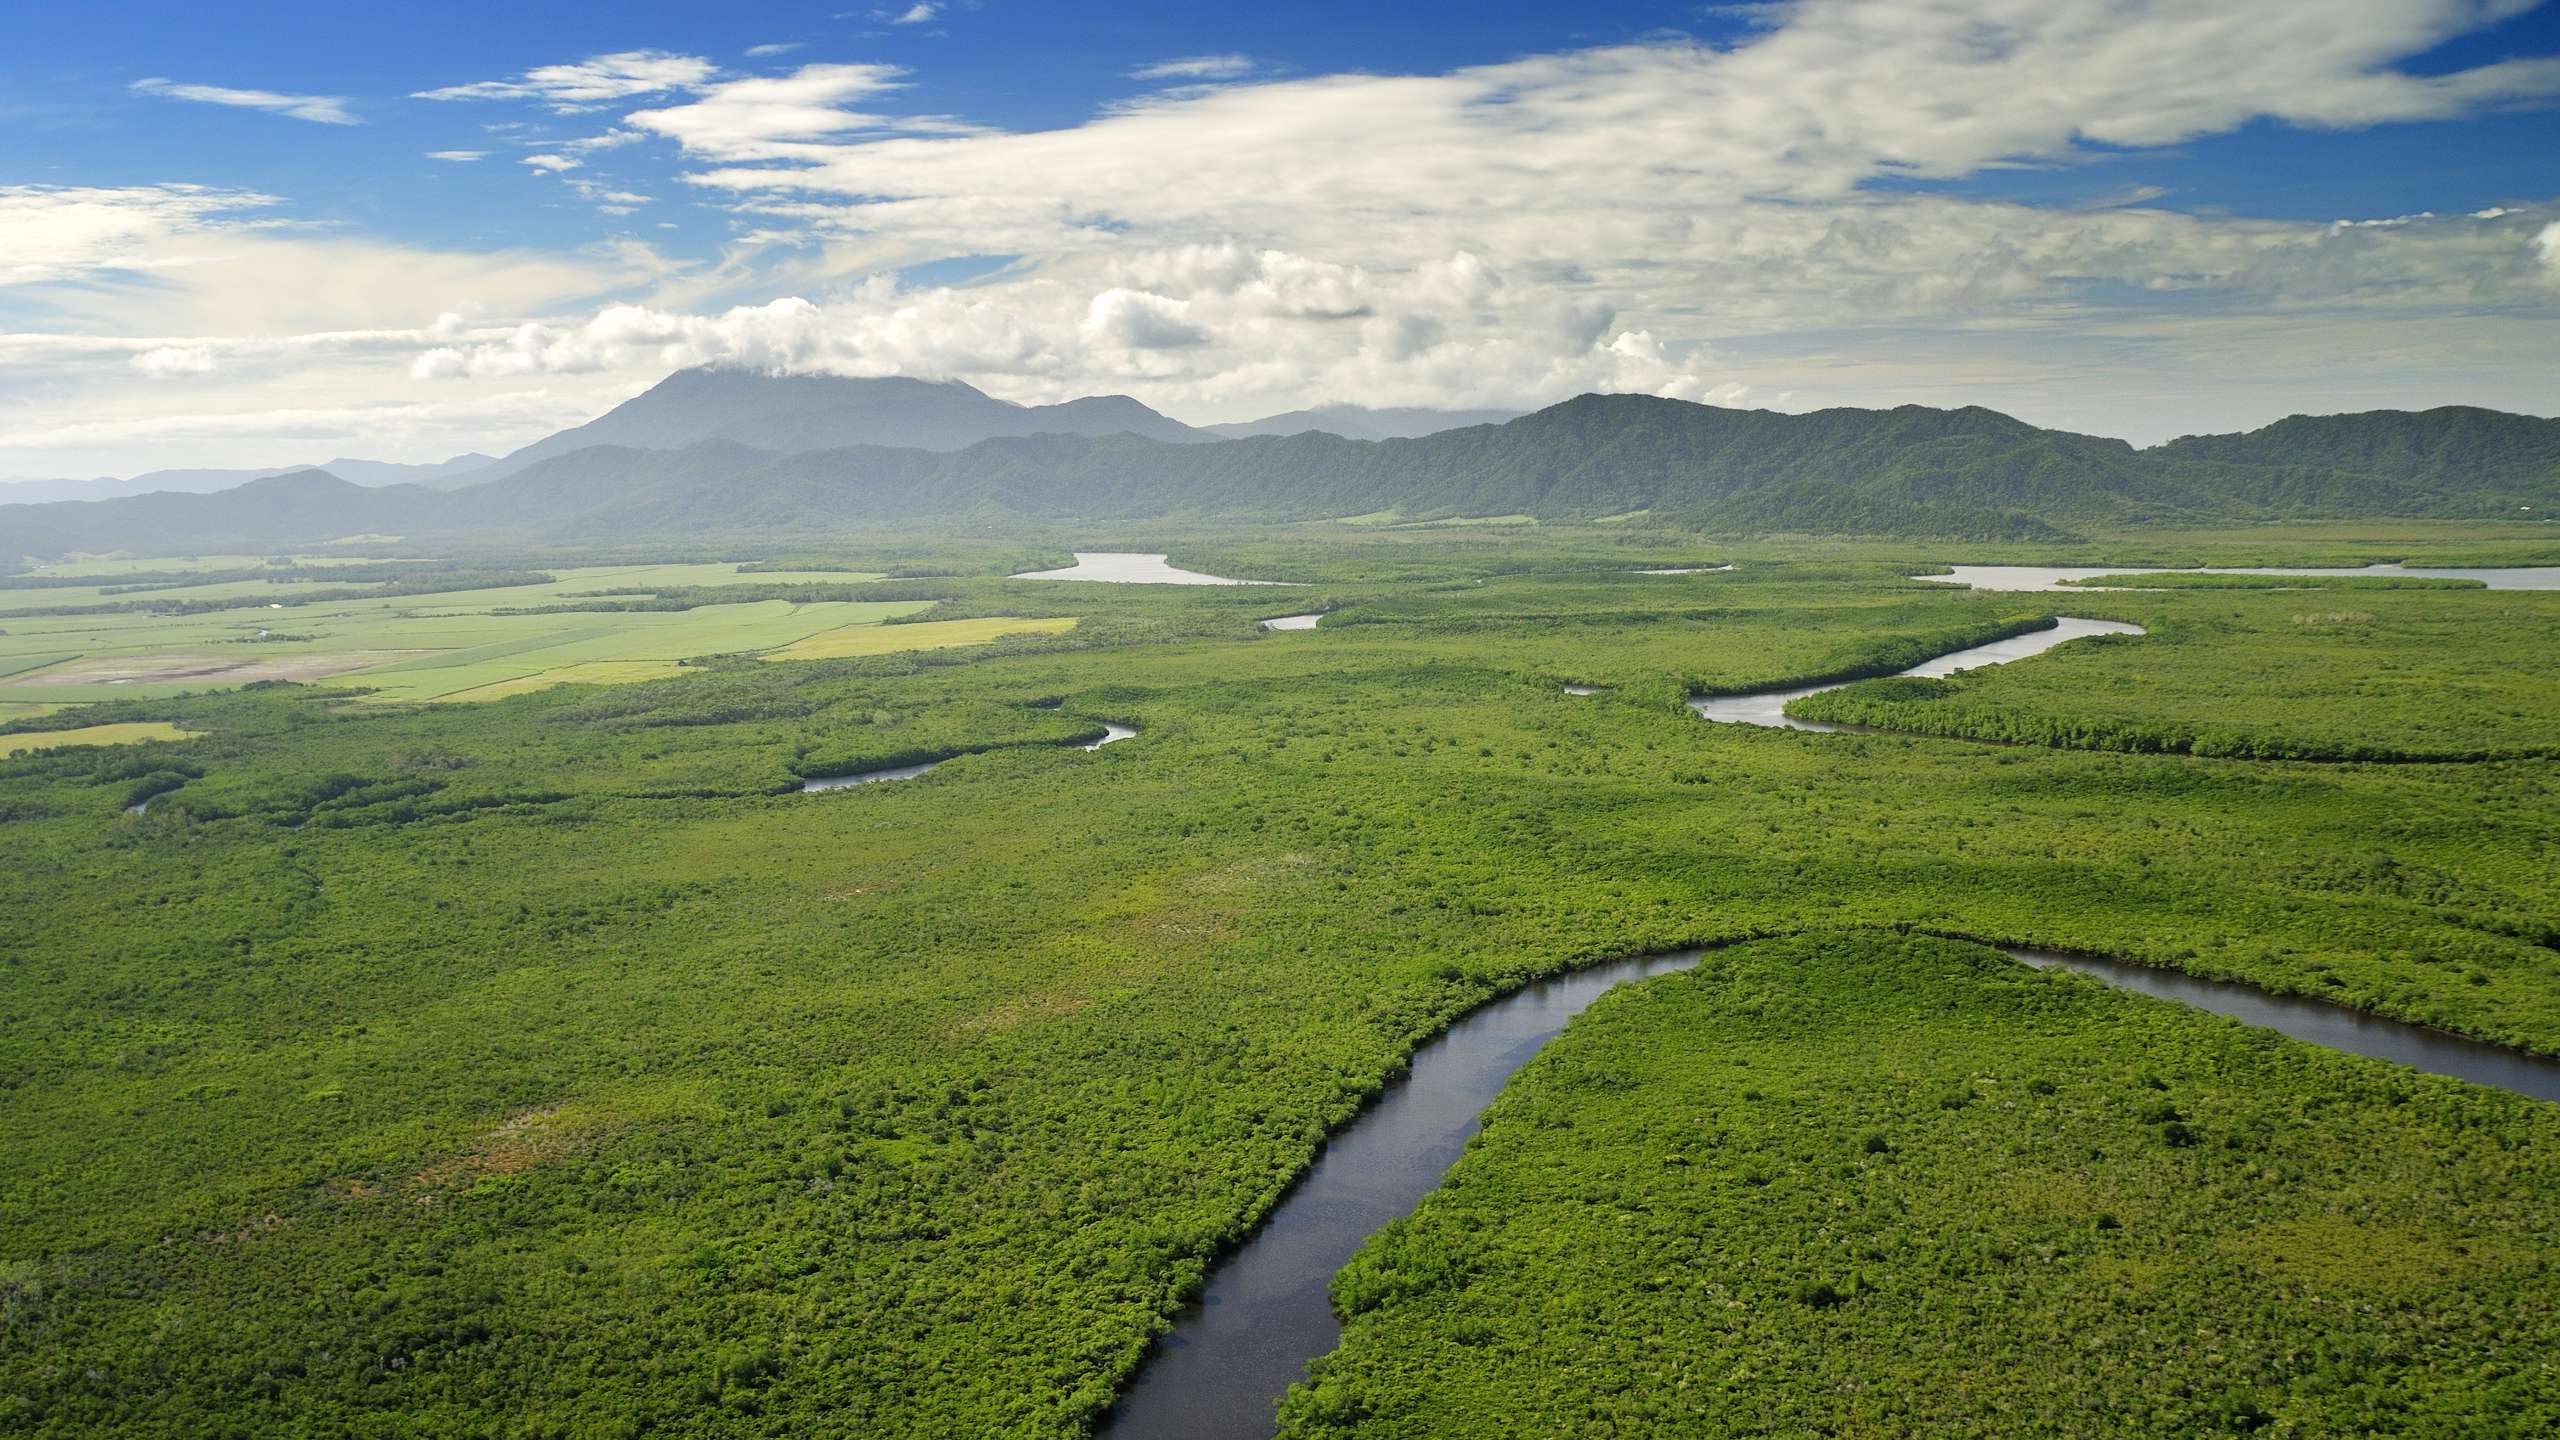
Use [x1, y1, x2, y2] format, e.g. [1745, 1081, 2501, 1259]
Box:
[1688, 617, 2144, 730]
[800, 723, 1135, 790]
[1097, 937, 2560, 1440]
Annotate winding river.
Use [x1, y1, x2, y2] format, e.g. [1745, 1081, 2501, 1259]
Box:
[801, 722, 1135, 790]
[1688, 617, 2144, 730]
[1098, 936, 2560, 1440]
[1105, 613, 2560, 1437]
[1920, 563, 2560, 592]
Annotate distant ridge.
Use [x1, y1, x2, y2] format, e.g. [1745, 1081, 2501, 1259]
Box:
[0, 452, 494, 506]
[468, 368, 1211, 482]
[1204, 404, 1523, 442]
[7, 382, 2554, 557]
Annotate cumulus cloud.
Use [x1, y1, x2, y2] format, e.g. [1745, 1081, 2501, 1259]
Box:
[522, 154, 581, 172]
[413, 50, 718, 109]
[16, 1, 2560, 472]
[1128, 55, 1255, 82]
[400, 246, 1733, 414]
[130, 78, 359, 125]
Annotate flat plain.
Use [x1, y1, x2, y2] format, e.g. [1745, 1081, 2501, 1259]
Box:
[2, 528, 2555, 1437]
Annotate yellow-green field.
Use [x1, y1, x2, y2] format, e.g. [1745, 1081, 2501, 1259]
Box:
[0, 561, 1038, 705]
[761, 614, 1079, 661]
[0, 721, 199, 756]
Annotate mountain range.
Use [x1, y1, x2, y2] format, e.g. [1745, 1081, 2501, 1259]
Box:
[0, 453, 498, 506]
[4, 370, 2553, 559]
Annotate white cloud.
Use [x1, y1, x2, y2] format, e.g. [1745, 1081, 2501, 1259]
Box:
[131, 345, 217, 378]
[413, 50, 718, 109]
[626, 64, 925, 160]
[522, 154, 581, 173]
[747, 43, 807, 59]
[129, 78, 358, 126]
[426, 150, 488, 162]
[14, 2, 2560, 473]
[886, 4, 940, 24]
[1128, 55, 1255, 82]
[0, 184, 283, 286]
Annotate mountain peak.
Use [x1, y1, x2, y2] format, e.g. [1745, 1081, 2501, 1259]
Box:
[472, 368, 1207, 483]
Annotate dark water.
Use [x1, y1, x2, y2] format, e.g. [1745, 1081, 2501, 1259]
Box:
[2005, 946, 2560, 1102]
[1688, 617, 2145, 730]
[1098, 950, 1706, 1440]
[805, 724, 1135, 787]
[1100, 938, 2559, 1438]
[800, 759, 942, 791]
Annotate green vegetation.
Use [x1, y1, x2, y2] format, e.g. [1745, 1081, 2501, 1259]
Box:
[0, 721, 198, 756]
[1787, 587, 2560, 762]
[0, 536, 2555, 1436]
[1279, 932, 2560, 1438]
[12, 394, 2555, 558]
[0, 562, 954, 705]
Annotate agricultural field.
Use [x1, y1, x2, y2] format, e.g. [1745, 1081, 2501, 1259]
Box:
[0, 560, 1033, 705]
[2, 535, 2557, 1437]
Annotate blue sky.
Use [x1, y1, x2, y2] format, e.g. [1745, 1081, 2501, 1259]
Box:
[3, 0, 2557, 476]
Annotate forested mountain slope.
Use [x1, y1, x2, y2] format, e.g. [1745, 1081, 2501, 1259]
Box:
[7, 390, 2553, 557]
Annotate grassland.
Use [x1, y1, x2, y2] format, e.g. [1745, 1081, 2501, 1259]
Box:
[764, 614, 1081, 661]
[0, 721, 198, 756]
[0, 535, 2555, 1436]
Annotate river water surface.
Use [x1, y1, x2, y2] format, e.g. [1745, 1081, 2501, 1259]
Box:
[1012, 552, 1289, 585]
[1688, 617, 2144, 730]
[1920, 563, 2560, 592]
[1098, 936, 2560, 1439]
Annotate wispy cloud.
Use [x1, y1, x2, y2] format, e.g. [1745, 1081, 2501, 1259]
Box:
[129, 78, 358, 125]
[1128, 54, 1254, 82]
[521, 154, 582, 173]
[425, 150, 487, 162]
[746, 42, 806, 59]
[413, 51, 717, 110]
[627, 63, 938, 160]
[887, 3, 941, 23]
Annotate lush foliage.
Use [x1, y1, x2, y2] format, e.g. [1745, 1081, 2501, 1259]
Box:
[12, 393, 2558, 558]
[1280, 932, 2560, 1438]
[1, 544, 2555, 1436]
[1787, 587, 2560, 762]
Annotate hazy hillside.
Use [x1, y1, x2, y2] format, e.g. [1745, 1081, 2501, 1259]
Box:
[9, 389, 2555, 557]
[0, 452, 492, 506]
[471, 369, 1209, 482]
[1204, 404, 1523, 441]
